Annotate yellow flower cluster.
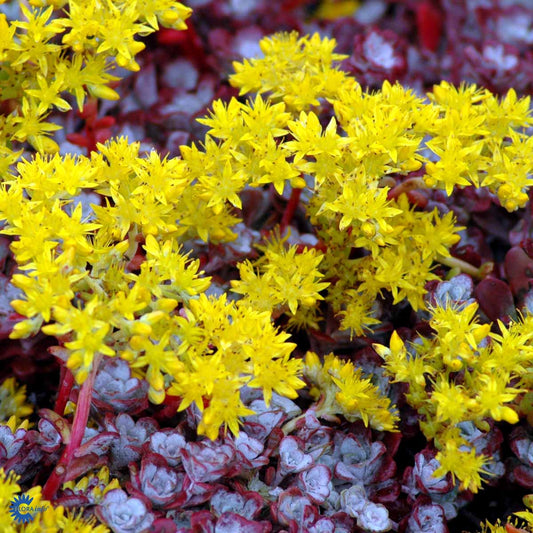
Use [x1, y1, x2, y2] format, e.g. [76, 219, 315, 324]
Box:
[167, 294, 304, 440]
[303, 352, 398, 432]
[426, 83, 533, 211]
[318, 194, 462, 335]
[0, 0, 190, 154]
[374, 302, 533, 492]
[0, 468, 109, 532]
[478, 493, 533, 533]
[231, 232, 329, 315]
[0, 139, 308, 439]
[1, 28, 532, 443]
[230, 32, 349, 111]
[62, 467, 120, 505]
[226, 32, 531, 337]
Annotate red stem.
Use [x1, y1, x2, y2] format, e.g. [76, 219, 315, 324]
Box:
[54, 364, 75, 415]
[280, 187, 302, 234]
[42, 357, 100, 501]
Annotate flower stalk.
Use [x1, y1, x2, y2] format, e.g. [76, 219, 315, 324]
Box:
[53, 363, 75, 416]
[43, 354, 102, 500]
[437, 254, 494, 279]
[280, 186, 303, 234]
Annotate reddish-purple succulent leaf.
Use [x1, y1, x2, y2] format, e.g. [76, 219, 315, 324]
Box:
[64, 453, 108, 483]
[36, 418, 63, 453]
[297, 464, 331, 504]
[294, 410, 334, 460]
[211, 488, 264, 520]
[279, 436, 314, 475]
[357, 501, 392, 533]
[151, 518, 178, 533]
[264, 427, 284, 458]
[73, 431, 118, 459]
[129, 453, 187, 508]
[189, 510, 216, 533]
[93, 358, 149, 414]
[474, 277, 515, 322]
[0, 424, 27, 462]
[381, 431, 402, 458]
[339, 483, 368, 517]
[181, 440, 239, 483]
[215, 512, 272, 533]
[105, 414, 158, 470]
[513, 465, 533, 489]
[400, 498, 449, 533]
[182, 476, 216, 508]
[404, 449, 455, 499]
[233, 431, 268, 469]
[0, 274, 24, 338]
[96, 488, 155, 533]
[510, 427, 533, 479]
[38, 409, 71, 444]
[245, 400, 289, 439]
[265, 465, 276, 487]
[368, 478, 401, 504]
[308, 517, 336, 533]
[348, 29, 408, 85]
[148, 429, 186, 467]
[429, 274, 474, 308]
[335, 438, 392, 484]
[505, 246, 533, 296]
[274, 487, 317, 528]
[53, 492, 91, 508]
[460, 421, 503, 457]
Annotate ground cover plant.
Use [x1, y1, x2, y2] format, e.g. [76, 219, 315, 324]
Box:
[0, 0, 532, 531]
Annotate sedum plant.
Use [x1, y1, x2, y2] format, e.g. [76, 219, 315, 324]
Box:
[0, 5, 532, 529]
[226, 32, 532, 334]
[0, 0, 191, 155]
[374, 302, 533, 493]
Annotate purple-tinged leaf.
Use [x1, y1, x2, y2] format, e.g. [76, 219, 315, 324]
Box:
[474, 277, 515, 322]
[357, 501, 392, 532]
[298, 464, 331, 504]
[96, 488, 155, 533]
[215, 512, 272, 533]
[279, 436, 313, 475]
[148, 430, 186, 467]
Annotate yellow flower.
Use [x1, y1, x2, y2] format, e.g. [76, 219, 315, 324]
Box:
[304, 352, 398, 432]
[25, 74, 71, 115]
[232, 237, 329, 316]
[424, 135, 482, 195]
[0, 378, 33, 423]
[321, 179, 401, 237]
[471, 373, 522, 424]
[431, 379, 472, 424]
[247, 356, 305, 407]
[0, 14, 16, 60]
[11, 98, 62, 153]
[62, 466, 119, 506]
[198, 386, 255, 440]
[230, 31, 347, 110]
[434, 440, 490, 493]
[374, 331, 434, 387]
[285, 112, 348, 162]
[95, 2, 147, 67]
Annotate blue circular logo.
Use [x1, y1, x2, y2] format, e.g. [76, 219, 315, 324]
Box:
[9, 494, 35, 524]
